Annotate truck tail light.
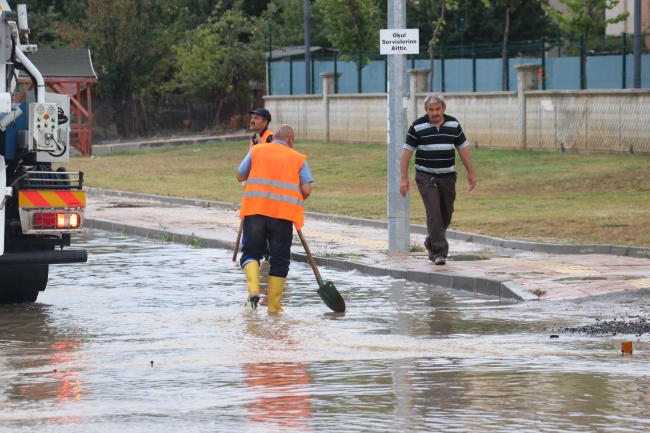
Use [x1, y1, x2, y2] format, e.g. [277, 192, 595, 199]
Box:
[33, 212, 81, 229]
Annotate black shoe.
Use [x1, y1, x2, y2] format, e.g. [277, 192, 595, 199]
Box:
[434, 256, 446, 265]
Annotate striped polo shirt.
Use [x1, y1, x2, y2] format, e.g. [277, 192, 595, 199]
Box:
[404, 114, 469, 177]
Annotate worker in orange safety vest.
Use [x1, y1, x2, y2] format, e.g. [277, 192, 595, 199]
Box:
[237, 124, 313, 312]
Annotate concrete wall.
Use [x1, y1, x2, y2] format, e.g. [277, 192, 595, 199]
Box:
[264, 73, 650, 154]
[263, 95, 325, 142]
[525, 90, 650, 153]
[264, 88, 387, 144]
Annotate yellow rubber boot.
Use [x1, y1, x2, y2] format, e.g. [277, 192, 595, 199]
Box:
[267, 276, 286, 313]
[243, 261, 260, 309]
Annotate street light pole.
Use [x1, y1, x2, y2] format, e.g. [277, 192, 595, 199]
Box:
[633, 0, 641, 88]
[460, 18, 465, 58]
[305, 0, 311, 94]
[387, 0, 410, 253]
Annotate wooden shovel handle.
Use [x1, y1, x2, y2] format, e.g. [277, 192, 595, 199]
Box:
[297, 229, 324, 287]
[232, 220, 243, 262]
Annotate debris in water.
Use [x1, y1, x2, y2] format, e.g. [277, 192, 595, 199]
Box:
[243, 295, 260, 314]
[621, 342, 633, 355]
[550, 335, 559, 338]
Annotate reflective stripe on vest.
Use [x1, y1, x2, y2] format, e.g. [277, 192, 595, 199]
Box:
[240, 143, 306, 229]
[243, 190, 304, 207]
[244, 177, 303, 194]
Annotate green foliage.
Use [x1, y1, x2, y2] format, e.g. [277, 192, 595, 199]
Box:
[542, 0, 628, 38]
[7, 0, 81, 47]
[543, 0, 628, 88]
[261, 0, 305, 47]
[173, 3, 265, 103]
[407, 0, 557, 46]
[59, 1, 177, 98]
[11, 5, 65, 48]
[189, 233, 206, 248]
[218, 0, 271, 17]
[315, 0, 380, 53]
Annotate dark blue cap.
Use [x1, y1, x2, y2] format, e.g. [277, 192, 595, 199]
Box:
[248, 108, 271, 122]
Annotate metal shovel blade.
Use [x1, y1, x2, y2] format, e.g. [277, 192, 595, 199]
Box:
[317, 281, 346, 313]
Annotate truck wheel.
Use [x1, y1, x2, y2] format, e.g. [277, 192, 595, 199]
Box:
[0, 291, 39, 303]
[0, 264, 48, 304]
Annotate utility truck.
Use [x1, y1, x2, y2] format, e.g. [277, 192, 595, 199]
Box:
[0, 2, 87, 303]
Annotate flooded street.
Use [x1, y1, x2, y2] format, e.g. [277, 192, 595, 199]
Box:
[1, 231, 649, 432]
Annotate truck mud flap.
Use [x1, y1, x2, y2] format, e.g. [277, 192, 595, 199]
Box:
[0, 249, 87, 266]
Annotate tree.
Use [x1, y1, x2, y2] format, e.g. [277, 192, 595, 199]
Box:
[58, 0, 187, 136]
[260, 0, 306, 48]
[480, 0, 522, 90]
[542, 0, 628, 88]
[428, 0, 458, 92]
[406, 0, 458, 92]
[7, 0, 86, 48]
[174, 3, 266, 128]
[315, 0, 380, 92]
[408, 0, 556, 46]
[407, 0, 556, 91]
[259, 0, 340, 51]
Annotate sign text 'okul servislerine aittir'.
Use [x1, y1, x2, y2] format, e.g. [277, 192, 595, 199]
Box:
[380, 29, 419, 55]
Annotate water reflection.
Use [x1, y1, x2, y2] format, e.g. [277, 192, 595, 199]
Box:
[0, 231, 647, 432]
[0, 303, 84, 407]
[243, 362, 311, 430]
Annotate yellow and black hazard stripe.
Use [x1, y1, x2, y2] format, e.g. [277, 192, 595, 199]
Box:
[18, 190, 86, 208]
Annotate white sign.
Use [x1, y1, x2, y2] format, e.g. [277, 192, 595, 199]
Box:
[380, 29, 419, 55]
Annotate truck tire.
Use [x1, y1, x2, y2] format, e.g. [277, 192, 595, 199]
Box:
[0, 264, 48, 304]
[0, 290, 39, 303]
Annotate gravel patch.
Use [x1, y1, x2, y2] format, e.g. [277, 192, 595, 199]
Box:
[551, 289, 650, 337]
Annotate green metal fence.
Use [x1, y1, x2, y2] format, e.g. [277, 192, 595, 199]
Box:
[267, 33, 650, 95]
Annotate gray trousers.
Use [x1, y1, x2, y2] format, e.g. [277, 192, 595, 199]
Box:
[415, 171, 457, 259]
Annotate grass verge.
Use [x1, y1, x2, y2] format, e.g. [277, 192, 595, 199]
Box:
[60, 141, 650, 247]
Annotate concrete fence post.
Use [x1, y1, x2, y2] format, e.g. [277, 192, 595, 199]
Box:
[514, 64, 540, 150]
[407, 69, 429, 125]
[321, 72, 341, 142]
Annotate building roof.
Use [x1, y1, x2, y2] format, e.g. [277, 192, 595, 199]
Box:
[264, 46, 338, 60]
[18, 49, 98, 80]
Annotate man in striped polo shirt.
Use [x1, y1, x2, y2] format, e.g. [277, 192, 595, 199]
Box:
[399, 94, 476, 265]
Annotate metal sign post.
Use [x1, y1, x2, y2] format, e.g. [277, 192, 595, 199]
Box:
[384, 1, 417, 253]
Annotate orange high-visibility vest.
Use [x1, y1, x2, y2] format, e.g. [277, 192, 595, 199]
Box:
[240, 143, 306, 229]
[250, 129, 274, 149]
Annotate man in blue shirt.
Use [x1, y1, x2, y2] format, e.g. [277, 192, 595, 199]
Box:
[237, 124, 313, 312]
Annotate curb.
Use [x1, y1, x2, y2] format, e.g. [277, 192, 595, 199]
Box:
[87, 132, 250, 155]
[83, 216, 538, 302]
[85, 187, 650, 259]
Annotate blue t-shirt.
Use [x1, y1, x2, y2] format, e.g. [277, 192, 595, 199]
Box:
[237, 139, 314, 185]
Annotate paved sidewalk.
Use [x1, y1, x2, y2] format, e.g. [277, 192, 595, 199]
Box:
[83, 190, 650, 302]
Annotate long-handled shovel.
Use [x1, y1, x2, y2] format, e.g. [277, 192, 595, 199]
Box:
[297, 230, 346, 313]
[232, 220, 243, 262]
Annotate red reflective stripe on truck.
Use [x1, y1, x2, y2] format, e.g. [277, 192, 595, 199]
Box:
[18, 190, 86, 207]
[20, 191, 51, 207]
[54, 191, 86, 207]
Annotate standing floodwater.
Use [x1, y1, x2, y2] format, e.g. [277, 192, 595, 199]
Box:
[1, 231, 649, 432]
